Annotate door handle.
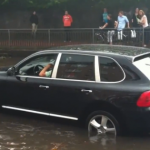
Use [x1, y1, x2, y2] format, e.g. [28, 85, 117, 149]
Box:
[39, 85, 49, 89]
[81, 89, 92, 93]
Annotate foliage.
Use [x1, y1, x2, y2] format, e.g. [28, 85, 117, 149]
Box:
[0, 0, 68, 9]
[0, 0, 150, 9]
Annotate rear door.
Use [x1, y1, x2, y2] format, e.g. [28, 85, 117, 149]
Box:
[48, 53, 100, 118]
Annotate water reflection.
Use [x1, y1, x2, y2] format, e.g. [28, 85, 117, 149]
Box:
[0, 113, 150, 150]
[89, 134, 116, 145]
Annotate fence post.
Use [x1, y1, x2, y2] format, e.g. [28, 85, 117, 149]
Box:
[48, 29, 50, 43]
[8, 29, 10, 47]
[92, 28, 94, 43]
[142, 27, 144, 46]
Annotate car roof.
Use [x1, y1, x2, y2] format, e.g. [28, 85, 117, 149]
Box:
[36, 44, 150, 61]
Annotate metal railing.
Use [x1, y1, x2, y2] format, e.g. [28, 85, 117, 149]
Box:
[0, 28, 148, 49]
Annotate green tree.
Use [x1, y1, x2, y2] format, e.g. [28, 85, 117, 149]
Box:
[0, 0, 68, 8]
[0, 0, 150, 9]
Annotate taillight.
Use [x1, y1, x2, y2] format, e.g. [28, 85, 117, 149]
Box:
[137, 91, 150, 107]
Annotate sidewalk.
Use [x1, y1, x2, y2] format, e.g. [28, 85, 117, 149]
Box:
[0, 40, 90, 49]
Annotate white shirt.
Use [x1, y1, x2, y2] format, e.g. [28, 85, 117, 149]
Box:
[141, 15, 148, 28]
[45, 59, 55, 77]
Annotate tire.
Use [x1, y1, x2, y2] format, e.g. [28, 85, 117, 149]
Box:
[86, 110, 121, 136]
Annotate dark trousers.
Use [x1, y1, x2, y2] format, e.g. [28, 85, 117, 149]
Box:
[64, 26, 71, 41]
[144, 26, 150, 45]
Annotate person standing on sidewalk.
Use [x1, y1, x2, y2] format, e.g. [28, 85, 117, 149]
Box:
[100, 14, 115, 45]
[100, 8, 108, 26]
[30, 11, 39, 36]
[132, 8, 141, 42]
[132, 8, 140, 28]
[138, 10, 149, 47]
[116, 11, 130, 30]
[63, 11, 73, 42]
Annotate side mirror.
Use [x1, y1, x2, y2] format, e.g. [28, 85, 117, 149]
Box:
[7, 67, 16, 76]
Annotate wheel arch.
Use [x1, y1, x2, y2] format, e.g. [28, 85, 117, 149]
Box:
[79, 101, 126, 128]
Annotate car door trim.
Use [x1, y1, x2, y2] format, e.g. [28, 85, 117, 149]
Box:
[2, 105, 78, 120]
[15, 53, 126, 84]
[95, 55, 101, 82]
[51, 53, 62, 78]
[16, 75, 97, 83]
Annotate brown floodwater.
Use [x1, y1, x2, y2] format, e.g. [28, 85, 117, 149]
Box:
[0, 57, 23, 67]
[0, 57, 150, 150]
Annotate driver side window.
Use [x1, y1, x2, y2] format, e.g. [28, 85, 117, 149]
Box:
[17, 54, 58, 77]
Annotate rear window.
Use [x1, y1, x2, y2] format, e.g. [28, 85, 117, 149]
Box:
[99, 57, 124, 82]
[133, 56, 150, 80]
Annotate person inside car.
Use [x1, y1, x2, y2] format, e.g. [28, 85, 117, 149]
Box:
[39, 59, 55, 77]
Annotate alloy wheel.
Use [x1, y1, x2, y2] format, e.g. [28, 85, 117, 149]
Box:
[88, 115, 116, 136]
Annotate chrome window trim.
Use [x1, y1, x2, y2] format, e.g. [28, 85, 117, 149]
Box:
[16, 52, 97, 83]
[95, 56, 100, 82]
[52, 53, 62, 78]
[16, 75, 98, 83]
[2, 105, 78, 120]
[14, 52, 125, 84]
[98, 55, 126, 83]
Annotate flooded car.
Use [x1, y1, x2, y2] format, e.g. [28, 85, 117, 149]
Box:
[1, 44, 150, 137]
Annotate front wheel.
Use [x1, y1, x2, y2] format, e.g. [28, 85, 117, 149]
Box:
[86, 111, 121, 136]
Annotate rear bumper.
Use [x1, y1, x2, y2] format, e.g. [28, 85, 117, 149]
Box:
[122, 107, 150, 132]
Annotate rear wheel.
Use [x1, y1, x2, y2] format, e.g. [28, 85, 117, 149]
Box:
[86, 111, 121, 136]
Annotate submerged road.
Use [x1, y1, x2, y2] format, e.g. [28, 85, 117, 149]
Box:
[0, 56, 150, 150]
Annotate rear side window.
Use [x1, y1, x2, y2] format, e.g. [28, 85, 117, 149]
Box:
[99, 57, 124, 82]
[57, 54, 95, 81]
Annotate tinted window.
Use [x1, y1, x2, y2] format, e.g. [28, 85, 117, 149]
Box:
[57, 54, 95, 81]
[18, 54, 58, 77]
[122, 66, 140, 81]
[99, 57, 124, 82]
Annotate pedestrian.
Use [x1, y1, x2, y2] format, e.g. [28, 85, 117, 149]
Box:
[30, 11, 38, 36]
[131, 8, 142, 42]
[100, 14, 115, 45]
[132, 8, 140, 28]
[138, 10, 149, 47]
[116, 11, 130, 30]
[101, 8, 108, 26]
[63, 11, 73, 42]
[116, 11, 130, 40]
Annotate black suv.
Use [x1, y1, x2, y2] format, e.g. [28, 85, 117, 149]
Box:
[1, 44, 150, 136]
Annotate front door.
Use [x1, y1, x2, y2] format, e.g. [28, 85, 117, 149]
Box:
[3, 53, 59, 113]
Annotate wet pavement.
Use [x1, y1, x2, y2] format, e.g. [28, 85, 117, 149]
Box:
[0, 57, 23, 68]
[0, 57, 150, 150]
